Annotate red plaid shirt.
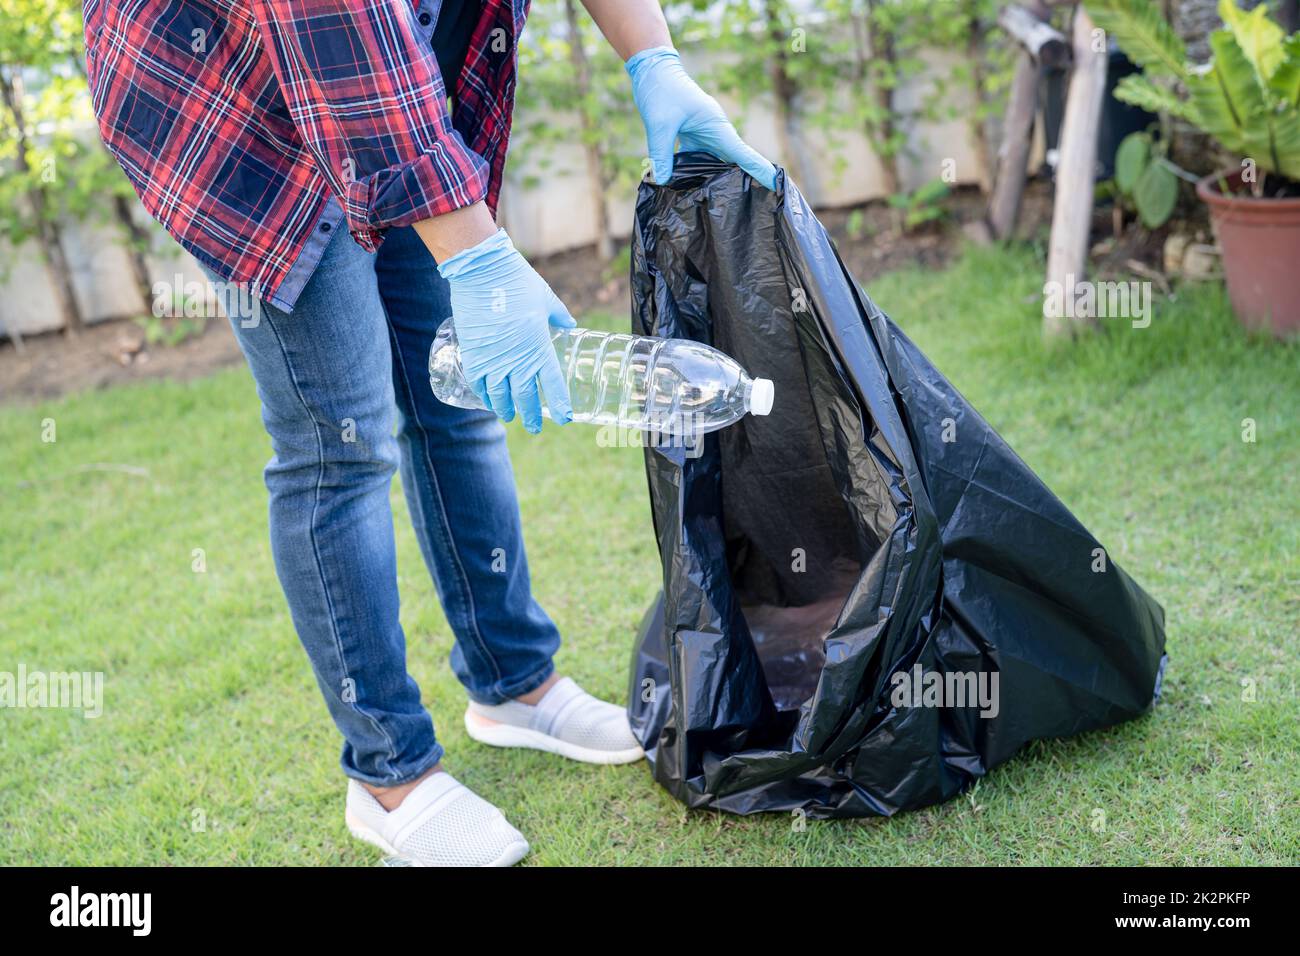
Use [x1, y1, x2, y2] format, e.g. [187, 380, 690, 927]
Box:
[83, 0, 525, 312]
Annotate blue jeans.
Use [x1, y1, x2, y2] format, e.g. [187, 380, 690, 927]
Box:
[211, 226, 561, 787]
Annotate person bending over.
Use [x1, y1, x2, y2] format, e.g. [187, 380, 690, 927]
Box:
[85, 0, 775, 865]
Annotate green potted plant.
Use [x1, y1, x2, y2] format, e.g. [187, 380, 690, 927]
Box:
[1086, 0, 1300, 336]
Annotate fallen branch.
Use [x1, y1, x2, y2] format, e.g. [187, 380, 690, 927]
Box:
[1124, 258, 1172, 297]
[999, 4, 1072, 67]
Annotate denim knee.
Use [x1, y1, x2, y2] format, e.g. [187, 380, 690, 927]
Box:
[257, 371, 401, 500]
[263, 417, 400, 496]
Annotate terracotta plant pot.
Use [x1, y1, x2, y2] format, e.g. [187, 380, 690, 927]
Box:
[1197, 168, 1300, 337]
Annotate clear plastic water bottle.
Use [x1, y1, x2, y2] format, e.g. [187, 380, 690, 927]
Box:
[428, 318, 774, 435]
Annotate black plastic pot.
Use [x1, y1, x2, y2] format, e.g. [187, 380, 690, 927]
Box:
[1043, 45, 1155, 179]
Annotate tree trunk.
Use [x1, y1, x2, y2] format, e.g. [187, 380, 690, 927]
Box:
[859, 1, 902, 199]
[764, 0, 807, 188]
[964, 2, 995, 195]
[563, 0, 613, 261]
[1166, 0, 1223, 176]
[71, 52, 154, 312]
[0, 68, 84, 335]
[111, 196, 156, 313]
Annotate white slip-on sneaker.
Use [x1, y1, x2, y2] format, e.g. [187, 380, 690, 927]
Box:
[344, 772, 529, 867]
[464, 677, 645, 765]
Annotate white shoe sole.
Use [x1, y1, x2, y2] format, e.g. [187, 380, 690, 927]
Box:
[344, 809, 530, 868]
[464, 709, 645, 765]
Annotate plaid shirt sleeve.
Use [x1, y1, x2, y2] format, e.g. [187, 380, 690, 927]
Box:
[248, 0, 490, 250]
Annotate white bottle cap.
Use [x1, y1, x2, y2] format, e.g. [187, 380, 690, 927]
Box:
[749, 378, 775, 416]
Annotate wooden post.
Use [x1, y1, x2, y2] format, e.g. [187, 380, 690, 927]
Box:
[987, 47, 1043, 239]
[1043, 7, 1106, 338]
[985, 2, 1065, 241]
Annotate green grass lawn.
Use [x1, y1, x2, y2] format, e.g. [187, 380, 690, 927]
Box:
[2, 243, 1296, 865]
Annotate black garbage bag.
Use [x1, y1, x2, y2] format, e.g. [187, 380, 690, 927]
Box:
[626, 153, 1168, 818]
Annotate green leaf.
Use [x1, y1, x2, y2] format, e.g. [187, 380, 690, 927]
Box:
[911, 178, 950, 205]
[1133, 161, 1178, 227]
[905, 205, 946, 229]
[1084, 0, 1186, 78]
[1112, 73, 1196, 120]
[1257, 108, 1300, 181]
[1115, 132, 1151, 193]
[1267, 34, 1300, 105]
[1188, 29, 1268, 148]
[1186, 26, 1300, 179]
[1216, 0, 1285, 81]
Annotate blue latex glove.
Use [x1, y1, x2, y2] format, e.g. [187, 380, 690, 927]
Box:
[437, 229, 574, 433]
[626, 46, 777, 191]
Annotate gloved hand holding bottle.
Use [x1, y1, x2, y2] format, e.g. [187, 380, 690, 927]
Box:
[414, 2, 774, 440]
[438, 229, 575, 433]
[418, 209, 575, 435]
